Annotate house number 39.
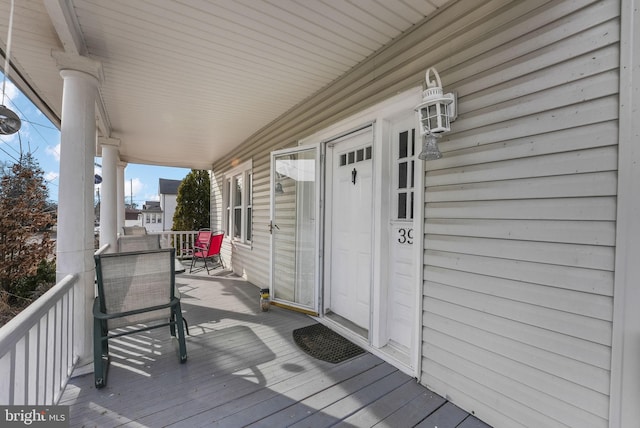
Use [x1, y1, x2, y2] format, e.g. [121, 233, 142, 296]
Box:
[398, 228, 413, 244]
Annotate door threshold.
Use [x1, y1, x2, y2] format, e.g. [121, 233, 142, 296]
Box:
[324, 311, 368, 340]
[270, 301, 318, 316]
[314, 314, 416, 377]
[380, 341, 411, 367]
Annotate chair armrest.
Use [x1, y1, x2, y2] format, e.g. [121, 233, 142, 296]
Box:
[93, 297, 180, 320]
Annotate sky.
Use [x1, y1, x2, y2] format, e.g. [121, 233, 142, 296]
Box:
[0, 73, 190, 206]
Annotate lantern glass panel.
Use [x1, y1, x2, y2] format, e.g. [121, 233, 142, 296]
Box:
[432, 102, 450, 133]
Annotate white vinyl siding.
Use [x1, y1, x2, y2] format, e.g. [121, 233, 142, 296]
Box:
[210, 0, 620, 426]
[213, 151, 277, 282]
[419, 1, 619, 427]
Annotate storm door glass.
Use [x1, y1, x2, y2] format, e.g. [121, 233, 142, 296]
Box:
[270, 145, 319, 312]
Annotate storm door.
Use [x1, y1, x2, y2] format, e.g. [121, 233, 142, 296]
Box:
[269, 145, 320, 313]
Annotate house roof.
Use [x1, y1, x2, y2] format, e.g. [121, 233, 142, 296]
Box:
[0, 0, 449, 170]
[124, 209, 140, 220]
[159, 178, 182, 196]
[142, 201, 161, 212]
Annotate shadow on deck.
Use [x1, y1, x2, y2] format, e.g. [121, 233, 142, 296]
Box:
[60, 271, 490, 428]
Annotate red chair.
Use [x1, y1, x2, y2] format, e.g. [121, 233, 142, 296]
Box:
[189, 230, 224, 274]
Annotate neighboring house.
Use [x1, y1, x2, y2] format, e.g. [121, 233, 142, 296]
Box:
[158, 178, 181, 231]
[124, 208, 141, 227]
[133, 179, 181, 232]
[210, 2, 625, 428]
[140, 201, 162, 233]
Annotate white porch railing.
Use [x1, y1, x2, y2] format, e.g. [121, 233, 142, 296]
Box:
[0, 234, 197, 406]
[151, 230, 199, 258]
[0, 274, 78, 405]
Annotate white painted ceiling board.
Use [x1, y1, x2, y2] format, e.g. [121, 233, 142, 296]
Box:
[0, 0, 451, 169]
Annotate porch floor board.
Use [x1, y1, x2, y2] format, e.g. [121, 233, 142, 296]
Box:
[60, 272, 489, 428]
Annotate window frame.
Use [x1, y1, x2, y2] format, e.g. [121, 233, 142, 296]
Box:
[224, 159, 253, 245]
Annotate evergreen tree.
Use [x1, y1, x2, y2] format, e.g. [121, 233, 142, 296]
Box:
[172, 169, 210, 230]
[0, 153, 55, 299]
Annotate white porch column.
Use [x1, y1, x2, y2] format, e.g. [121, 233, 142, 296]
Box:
[117, 161, 127, 234]
[54, 53, 103, 368]
[99, 138, 119, 251]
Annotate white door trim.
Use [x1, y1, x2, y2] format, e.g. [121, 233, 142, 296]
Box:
[300, 87, 423, 378]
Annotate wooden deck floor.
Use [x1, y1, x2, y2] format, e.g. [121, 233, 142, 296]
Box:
[60, 271, 490, 428]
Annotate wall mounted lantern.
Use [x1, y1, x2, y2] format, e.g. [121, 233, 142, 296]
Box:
[415, 67, 457, 160]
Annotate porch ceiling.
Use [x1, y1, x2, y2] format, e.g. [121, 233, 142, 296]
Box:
[0, 0, 447, 170]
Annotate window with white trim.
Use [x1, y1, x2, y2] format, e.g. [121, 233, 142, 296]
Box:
[224, 160, 252, 244]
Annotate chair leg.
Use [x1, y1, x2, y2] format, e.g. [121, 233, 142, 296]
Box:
[183, 317, 190, 336]
[173, 303, 188, 363]
[215, 254, 224, 269]
[169, 313, 189, 336]
[170, 313, 176, 337]
[94, 318, 109, 389]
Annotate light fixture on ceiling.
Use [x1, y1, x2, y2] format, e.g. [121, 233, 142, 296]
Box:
[0, 0, 21, 135]
[415, 67, 457, 160]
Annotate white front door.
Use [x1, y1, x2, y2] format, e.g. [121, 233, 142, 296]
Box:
[326, 127, 374, 330]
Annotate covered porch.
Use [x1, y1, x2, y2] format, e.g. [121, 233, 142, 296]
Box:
[2, 1, 640, 427]
[60, 271, 486, 428]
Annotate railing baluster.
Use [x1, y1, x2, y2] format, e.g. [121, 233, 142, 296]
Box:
[27, 326, 37, 404]
[0, 275, 77, 405]
[148, 230, 200, 259]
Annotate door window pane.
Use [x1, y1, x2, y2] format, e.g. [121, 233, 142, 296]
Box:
[398, 162, 408, 189]
[398, 192, 407, 219]
[399, 131, 408, 158]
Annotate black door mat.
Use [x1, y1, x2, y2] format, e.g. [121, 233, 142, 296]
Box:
[293, 323, 365, 364]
